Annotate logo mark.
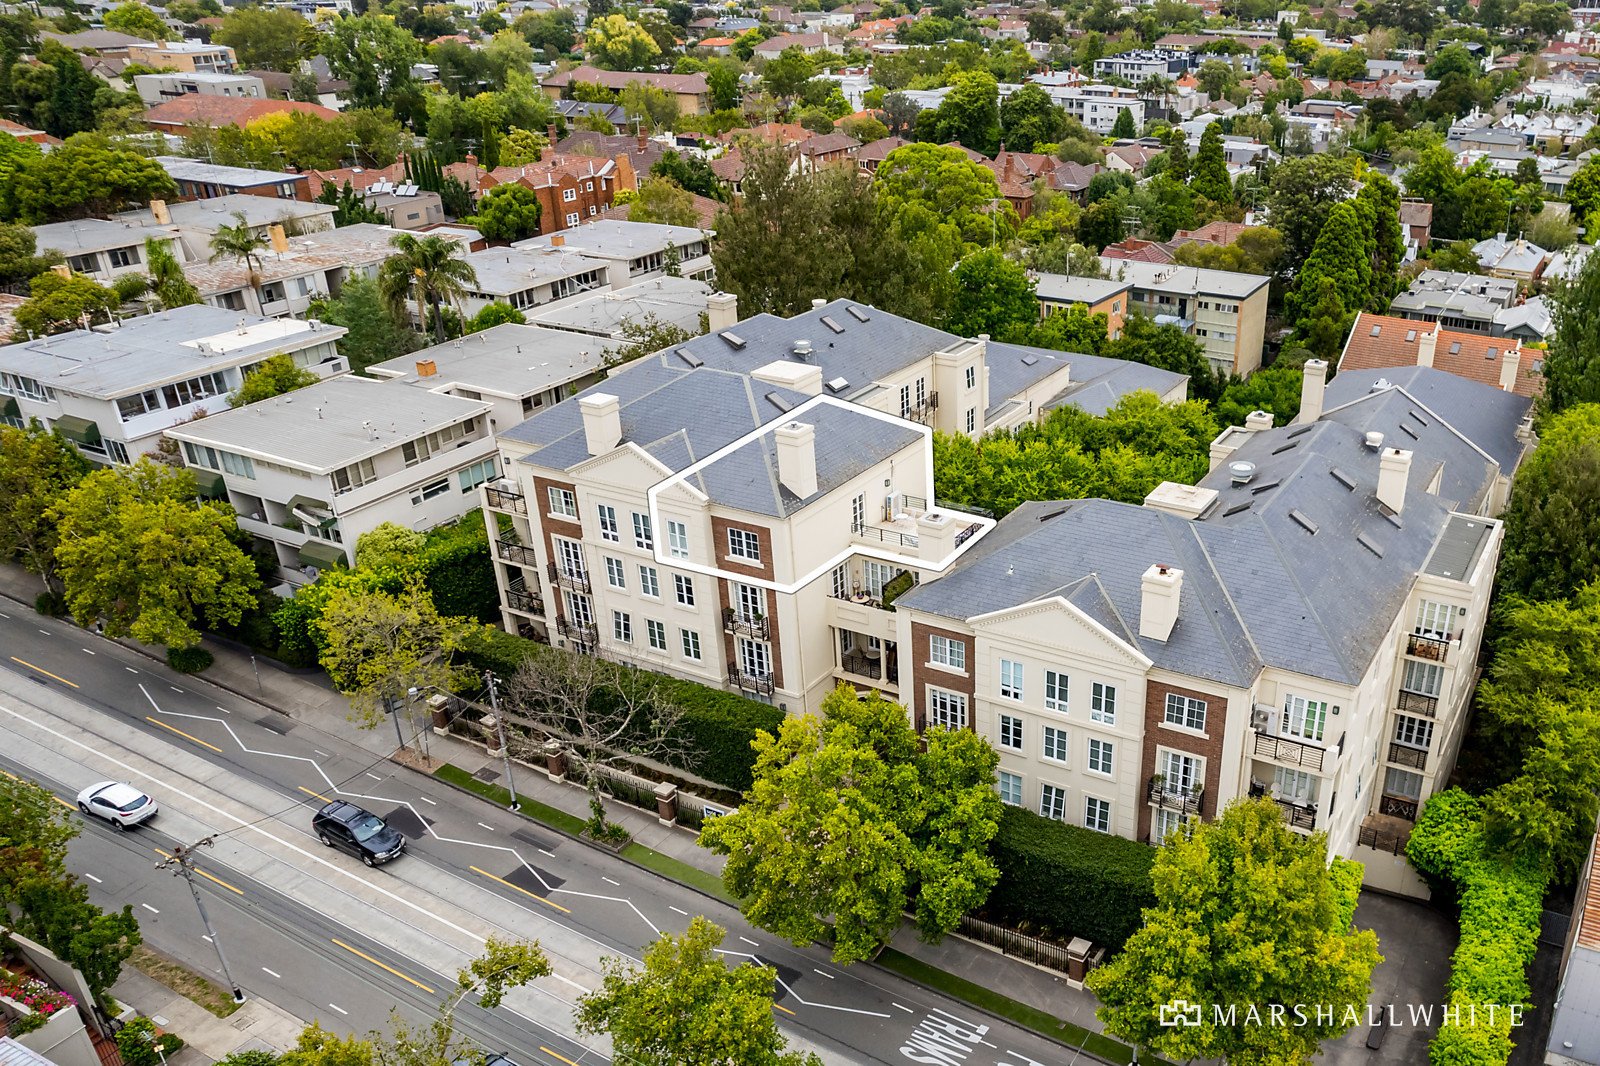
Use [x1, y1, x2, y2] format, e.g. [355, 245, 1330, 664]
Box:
[1159, 1001, 1202, 1028]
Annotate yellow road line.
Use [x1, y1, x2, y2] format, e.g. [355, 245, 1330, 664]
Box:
[297, 786, 333, 803]
[539, 1048, 580, 1066]
[773, 1002, 796, 1016]
[153, 849, 245, 896]
[144, 716, 222, 753]
[330, 938, 435, 993]
[468, 865, 572, 914]
[11, 657, 79, 689]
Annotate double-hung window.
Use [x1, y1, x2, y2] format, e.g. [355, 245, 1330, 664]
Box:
[612, 611, 632, 643]
[646, 619, 667, 650]
[1090, 682, 1116, 724]
[1084, 796, 1111, 833]
[999, 659, 1023, 700]
[638, 565, 660, 598]
[997, 771, 1022, 806]
[681, 629, 702, 660]
[1042, 725, 1068, 763]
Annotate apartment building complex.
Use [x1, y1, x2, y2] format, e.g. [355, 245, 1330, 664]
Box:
[892, 361, 1532, 895]
[31, 218, 185, 286]
[167, 375, 497, 584]
[0, 306, 346, 464]
[1100, 258, 1272, 376]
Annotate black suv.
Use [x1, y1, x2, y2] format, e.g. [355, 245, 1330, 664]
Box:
[313, 801, 406, 867]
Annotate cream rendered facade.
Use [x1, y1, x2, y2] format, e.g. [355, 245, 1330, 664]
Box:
[481, 393, 994, 714]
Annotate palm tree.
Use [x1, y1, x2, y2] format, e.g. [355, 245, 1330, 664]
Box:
[377, 233, 479, 344]
[145, 237, 199, 309]
[208, 212, 268, 283]
[1139, 74, 1174, 116]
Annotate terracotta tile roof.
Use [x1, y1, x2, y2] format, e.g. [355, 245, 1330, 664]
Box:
[698, 36, 735, 46]
[723, 122, 811, 145]
[798, 131, 861, 156]
[1337, 312, 1545, 398]
[855, 135, 910, 164]
[1102, 238, 1176, 263]
[1172, 220, 1248, 245]
[710, 147, 746, 182]
[143, 95, 340, 129]
[543, 65, 708, 95]
[1399, 201, 1433, 226]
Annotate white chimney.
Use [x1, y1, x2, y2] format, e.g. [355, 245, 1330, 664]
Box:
[1244, 410, 1273, 432]
[1416, 327, 1437, 369]
[1499, 348, 1521, 392]
[1139, 564, 1183, 642]
[578, 393, 621, 456]
[707, 291, 739, 332]
[774, 421, 817, 499]
[1298, 359, 1328, 424]
[1377, 447, 1412, 515]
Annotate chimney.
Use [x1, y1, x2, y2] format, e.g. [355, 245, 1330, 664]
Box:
[637, 129, 648, 152]
[1499, 348, 1521, 392]
[578, 393, 622, 456]
[1244, 409, 1273, 432]
[551, 234, 566, 247]
[707, 291, 739, 331]
[774, 421, 817, 498]
[1416, 327, 1438, 369]
[1377, 447, 1412, 515]
[547, 122, 558, 146]
[269, 223, 288, 253]
[1139, 564, 1183, 642]
[415, 358, 437, 378]
[151, 199, 171, 225]
[465, 152, 478, 168]
[1298, 359, 1328, 424]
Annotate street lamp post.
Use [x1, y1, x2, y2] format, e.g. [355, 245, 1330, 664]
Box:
[484, 671, 519, 810]
[384, 693, 407, 754]
[156, 839, 245, 1004]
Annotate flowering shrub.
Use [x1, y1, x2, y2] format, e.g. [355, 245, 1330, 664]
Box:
[0, 969, 77, 1035]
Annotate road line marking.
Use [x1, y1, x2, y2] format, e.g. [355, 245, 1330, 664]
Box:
[773, 1003, 796, 1016]
[739, 936, 758, 947]
[152, 849, 244, 895]
[125, 667, 138, 674]
[891, 1002, 914, 1013]
[202, 935, 212, 943]
[84, 874, 103, 884]
[38, 629, 49, 635]
[216, 706, 232, 715]
[365, 773, 383, 781]
[602, 876, 620, 886]
[297, 786, 332, 803]
[468, 865, 571, 914]
[814, 968, 835, 979]
[477, 822, 495, 831]
[312, 750, 329, 757]
[328, 1003, 348, 1016]
[330, 939, 436, 993]
[539, 1048, 579, 1066]
[144, 716, 223, 753]
[141, 904, 159, 914]
[261, 967, 281, 979]
[53, 796, 71, 809]
[537, 848, 554, 857]
[169, 686, 183, 693]
[9, 658, 78, 689]
[81, 649, 95, 655]
[669, 906, 688, 916]
[418, 796, 437, 805]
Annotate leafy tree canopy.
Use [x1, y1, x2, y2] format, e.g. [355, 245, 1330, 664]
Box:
[228, 353, 319, 409]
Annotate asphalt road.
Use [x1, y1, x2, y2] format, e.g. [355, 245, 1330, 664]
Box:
[0, 604, 1103, 1066]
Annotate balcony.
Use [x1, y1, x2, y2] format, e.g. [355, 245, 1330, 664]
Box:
[547, 561, 591, 593]
[505, 579, 543, 615]
[903, 393, 938, 424]
[496, 539, 538, 567]
[954, 522, 984, 548]
[1379, 794, 1419, 821]
[1252, 730, 1326, 772]
[1396, 689, 1439, 718]
[484, 483, 527, 514]
[1407, 632, 1450, 662]
[1248, 780, 1318, 829]
[852, 520, 919, 550]
[1147, 777, 1204, 816]
[556, 618, 597, 646]
[1358, 814, 1412, 855]
[1388, 742, 1428, 770]
[839, 647, 898, 684]
[722, 608, 769, 640]
[727, 663, 775, 698]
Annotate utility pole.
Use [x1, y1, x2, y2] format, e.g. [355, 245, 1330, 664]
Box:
[383, 693, 408, 754]
[484, 671, 519, 810]
[156, 839, 245, 1004]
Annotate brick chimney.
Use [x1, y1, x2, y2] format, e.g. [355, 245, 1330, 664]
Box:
[151, 199, 170, 224]
[547, 122, 558, 146]
[415, 358, 437, 378]
[637, 129, 648, 152]
[465, 152, 478, 168]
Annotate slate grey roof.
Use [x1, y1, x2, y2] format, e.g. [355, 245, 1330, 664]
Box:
[369, 324, 607, 398]
[1031, 347, 1190, 416]
[530, 276, 712, 338]
[1323, 366, 1532, 481]
[898, 410, 1502, 687]
[1425, 514, 1495, 580]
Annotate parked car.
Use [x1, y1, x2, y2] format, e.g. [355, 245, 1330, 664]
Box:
[76, 781, 159, 830]
[312, 801, 406, 867]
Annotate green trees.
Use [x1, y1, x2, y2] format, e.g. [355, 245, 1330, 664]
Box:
[14, 272, 120, 337]
[52, 460, 259, 650]
[103, 2, 167, 41]
[213, 6, 304, 70]
[1286, 202, 1370, 355]
[998, 83, 1066, 153]
[875, 142, 1015, 250]
[228, 354, 318, 409]
[1496, 404, 1600, 602]
[377, 232, 479, 344]
[576, 917, 822, 1066]
[1, 134, 176, 223]
[208, 212, 267, 276]
[701, 688, 1002, 964]
[1087, 799, 1380, 1064]
[1109, 106, 1136, 139]
[935, 392, 1218, 516]
[1213, 361, 1302, 427]
[1542, 252, 1600, 413]
[316, 181, 386, 227]
[322, 15, 422, 111]
[944, 248, 1036, 338]
[0, 423, 88, 593]
[926, 70, 1002, 156]
[1356, 175, 1405, 308]
[627, 177, 699, 227]
[1102, 314, 1216, 388]
[1189, 123, 1231, 204]
[145, 238, 200, 309]
[586, 14, 660, 70]
[1265, 153, 1357, 270]
[308, 274, 418, 374]
[761, 46, 814, 101]
[472, 183, 542, 243]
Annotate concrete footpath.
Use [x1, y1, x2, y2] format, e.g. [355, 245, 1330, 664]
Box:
[110, 968, 305, 1066]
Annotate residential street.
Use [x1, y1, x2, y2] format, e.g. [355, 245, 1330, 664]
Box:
[0, 605, 1093, 1066]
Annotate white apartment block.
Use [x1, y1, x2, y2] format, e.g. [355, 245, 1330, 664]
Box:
[1040, 83, 1145, 134]
[893, 361, 1535, 897]
[166, 375, 498, 585]
[133, 71, 266, 106]
[0, 306, 346, 465]
[31, 219, 187, 287]
[516, 220, 715, 285]
[181, 223, 412, 319]
[1099, 258, 1272, 376]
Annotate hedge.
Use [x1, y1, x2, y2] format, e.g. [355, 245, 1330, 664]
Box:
[984, 806, 1156, 950]
[420, 512, 499, 622]
[1407, 789, 1547, 1066]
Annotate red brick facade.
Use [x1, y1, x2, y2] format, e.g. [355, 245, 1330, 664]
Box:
[530, 474, 583, 622]
[716, 578, 783, 690]
[908, 622, 975, 732]
[1137, 678, 1229, 841]
[708, 516, 776, 582]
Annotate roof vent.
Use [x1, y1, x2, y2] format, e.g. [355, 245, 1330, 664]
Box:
[793, 339, 813, 359]
[1370, 377, 1391, 392]
[719, 331, 746, 349]
[824, 376, 849, 394]
[1229, 460, 1256, 485]
[1365, 430, 1385, 450]
[846, 305, 870, 322]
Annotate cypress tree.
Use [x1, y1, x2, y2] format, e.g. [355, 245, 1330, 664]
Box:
[1190, 123, 1232, 204]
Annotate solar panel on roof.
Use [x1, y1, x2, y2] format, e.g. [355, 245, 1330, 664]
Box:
[765, 391, 792, 412]
[846, 305, 870, 322]
[719, 331, 746, 349]
[821, 316, 844, 334]
[1289, 509, 1319, 535]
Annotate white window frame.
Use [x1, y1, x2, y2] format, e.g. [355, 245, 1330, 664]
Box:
[1415, 599, 1455, 639]
[597, 504, 620, 542]
[547, 486, 577, 518]
[997, 770, 1022, 806]
[612, 610, 632, 643]
[681, 628, 702, 660]
[667, 520, 689, 559]
[1039, 783, 1067, 821]
[727, 527, 762, 563]
[1163, 750, 1199, 793]
[998, 713, 1023, 751]
[1087, 737, 1114, 776]
[646, 618, 667, 650]
[1045, 670, 1068, 712]
[928, 687, 967, 730]
[1402, 660, 1443, 697]
[1393, 714, 1434, 750]
[632, 512, 653, 549]
[930, 634, 966, 671]
[1164, 692, 1207, 732]
[999, 658, 1023, 701]
[1090, 682, 1116, 724]
[1282, 694, 1328, 742]
[1042, 725, 1068, 764]
[639, 565, 659, 598]
[1084, 796, 1111, 833]
[674, 573, 695, 607]
[604, 556, 626, 589]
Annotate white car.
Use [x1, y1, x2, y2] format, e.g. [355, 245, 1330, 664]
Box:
[76, 781, 159, 830]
